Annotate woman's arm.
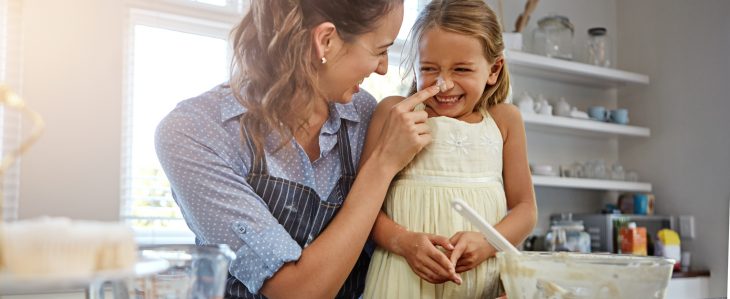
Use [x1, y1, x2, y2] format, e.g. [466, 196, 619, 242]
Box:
[260, 86, 440, 299]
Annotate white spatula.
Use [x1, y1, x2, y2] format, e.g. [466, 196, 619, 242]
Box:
[451, 198, 521, 255]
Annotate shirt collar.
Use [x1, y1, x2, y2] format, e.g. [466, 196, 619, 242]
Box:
[333, 102, 361, 123]
[220, 85, 246, 122]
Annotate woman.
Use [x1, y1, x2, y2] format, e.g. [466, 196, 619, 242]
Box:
[154, 0, 439, 298]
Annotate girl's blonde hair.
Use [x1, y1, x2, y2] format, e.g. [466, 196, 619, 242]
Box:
[230, 0, 401, 155]
[405, 0, 510, 110]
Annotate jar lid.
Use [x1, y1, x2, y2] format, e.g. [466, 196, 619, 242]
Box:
[588, 27, 607, 36]
[537, 15, 575, 33]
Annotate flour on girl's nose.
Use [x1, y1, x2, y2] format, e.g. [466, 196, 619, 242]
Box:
[437, 76, 448, 92]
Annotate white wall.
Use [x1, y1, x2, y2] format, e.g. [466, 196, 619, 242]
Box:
[617, 0, 730, 296]
[18, 0, 124, 221]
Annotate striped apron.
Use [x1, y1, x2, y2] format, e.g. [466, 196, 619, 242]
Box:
[225, 122, 369, 299]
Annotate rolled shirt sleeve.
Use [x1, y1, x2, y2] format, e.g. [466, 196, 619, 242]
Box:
[155, 104, 300, 294]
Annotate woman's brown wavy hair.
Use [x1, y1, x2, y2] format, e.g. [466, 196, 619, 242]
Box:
[230, 0, 402, 156]
[404, 0, 510, 110]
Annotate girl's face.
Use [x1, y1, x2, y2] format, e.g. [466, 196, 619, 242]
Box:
[321, 4, 403, 103]
[416, 26, 501, 121]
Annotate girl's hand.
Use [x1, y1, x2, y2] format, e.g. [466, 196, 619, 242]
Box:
[372, 85, 440, 174]
[394, 231, 462, 285]
[447, 231, 495, 273]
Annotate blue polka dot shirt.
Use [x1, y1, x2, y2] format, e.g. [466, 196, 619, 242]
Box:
[155, 84, 376, 294]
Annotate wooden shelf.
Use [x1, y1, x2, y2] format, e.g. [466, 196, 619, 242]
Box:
[505, 50, 650, 88]
[522, 113, 651, 137]
[532, 175, 652, 192]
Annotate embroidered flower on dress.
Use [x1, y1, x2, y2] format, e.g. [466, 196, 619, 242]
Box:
[480, 135, 500, 153]
[446, 132, 471, 155]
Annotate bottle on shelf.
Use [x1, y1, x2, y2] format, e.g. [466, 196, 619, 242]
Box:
[586, 27, 612, 67]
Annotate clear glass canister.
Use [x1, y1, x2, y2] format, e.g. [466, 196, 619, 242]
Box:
[531, 15, 574, 60]
[587, 27, 612, 67]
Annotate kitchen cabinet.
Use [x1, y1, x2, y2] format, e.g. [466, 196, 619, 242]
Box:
[665, 276, 710, 299]
[505, 50, 652, 192]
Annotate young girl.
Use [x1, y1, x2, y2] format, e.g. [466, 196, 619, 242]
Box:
[362, 0, 537, 298]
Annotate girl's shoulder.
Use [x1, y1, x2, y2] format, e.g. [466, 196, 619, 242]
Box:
[486, 103, 524, 140]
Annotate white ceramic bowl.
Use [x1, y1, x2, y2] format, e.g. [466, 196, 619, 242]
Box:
[531, 164, 558, 176]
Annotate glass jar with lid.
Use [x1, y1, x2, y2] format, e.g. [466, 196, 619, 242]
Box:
[531, 15, 574, 60]
[586, 27, 612, 67]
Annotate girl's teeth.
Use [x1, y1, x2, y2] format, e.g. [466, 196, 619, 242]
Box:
[436, 95, 460, 103]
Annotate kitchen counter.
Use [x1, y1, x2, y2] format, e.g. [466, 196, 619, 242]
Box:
[671, 269, 710, 279]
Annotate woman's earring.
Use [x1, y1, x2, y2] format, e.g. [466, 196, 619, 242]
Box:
[321, 57, 327, 64]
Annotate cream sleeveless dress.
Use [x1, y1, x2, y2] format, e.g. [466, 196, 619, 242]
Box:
[363, 106, 508, 299]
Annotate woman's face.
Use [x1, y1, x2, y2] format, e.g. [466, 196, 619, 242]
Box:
[321, 4, 404, 102]
[416, 26, 500, 121]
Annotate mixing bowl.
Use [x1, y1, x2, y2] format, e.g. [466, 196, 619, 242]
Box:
[497, 251, 674, 299]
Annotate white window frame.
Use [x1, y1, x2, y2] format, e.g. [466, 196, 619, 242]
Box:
[0, 0, 23, 222]
[159, 0, 248, 15]
[121, 4, 239, 244]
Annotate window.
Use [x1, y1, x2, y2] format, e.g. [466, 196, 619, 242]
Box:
[122, 0, 426, 244]
[0, 0, 22, 222]
[121, 7, 237, 244]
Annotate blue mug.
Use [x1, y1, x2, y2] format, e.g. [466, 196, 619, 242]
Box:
[609, 108, 629, 124]
[588, 106, 608, 121]
[633, 193, 648, 215]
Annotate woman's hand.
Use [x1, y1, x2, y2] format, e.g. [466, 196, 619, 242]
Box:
[372, 85, 440, 174]
[393, 230, 462, 285]
[447, 231, 495, 273]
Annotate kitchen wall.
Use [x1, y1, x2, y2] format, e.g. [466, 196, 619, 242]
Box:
[617, 0, 730, 296]
[18, 0, 124, 221]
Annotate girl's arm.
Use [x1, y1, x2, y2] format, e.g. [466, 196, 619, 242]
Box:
[362, 96, 461, 285]
[448, 103, 537, 273]
[260, 87, 440, 299]
[490, 103, 538, 246]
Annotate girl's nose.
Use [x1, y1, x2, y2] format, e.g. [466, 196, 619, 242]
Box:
[436, 75, 454, 92]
